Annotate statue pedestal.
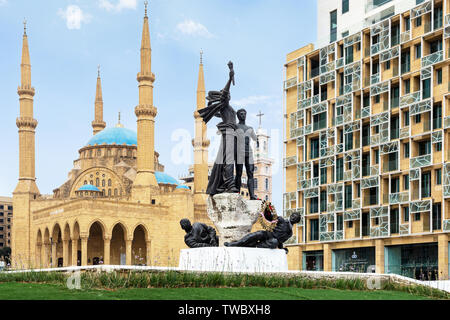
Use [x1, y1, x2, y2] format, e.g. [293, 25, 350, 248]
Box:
[206, 193, 262, 246]
[178, 247, 288, 273]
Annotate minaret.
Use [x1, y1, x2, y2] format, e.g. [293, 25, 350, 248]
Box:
[132, 1, 159, 203]
[192, 50, 209, 205]
[92, 66, 106, 135]
[12, 20, 40, 268]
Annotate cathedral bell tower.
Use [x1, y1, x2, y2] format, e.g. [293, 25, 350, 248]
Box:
[12, 20, 40, 268]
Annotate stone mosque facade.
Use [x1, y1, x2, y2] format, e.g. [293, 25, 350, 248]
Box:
[11, 6, 212, 269]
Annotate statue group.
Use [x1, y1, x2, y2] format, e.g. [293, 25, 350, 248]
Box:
[197, 61, 257, 200]
[179, 62, 301, 254]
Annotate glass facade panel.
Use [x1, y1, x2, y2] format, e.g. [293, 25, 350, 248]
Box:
[333, 247, 375, 273]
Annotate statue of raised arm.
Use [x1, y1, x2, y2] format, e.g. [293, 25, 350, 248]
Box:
[198, 62, 239, 195]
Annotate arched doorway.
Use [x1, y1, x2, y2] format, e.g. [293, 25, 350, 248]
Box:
[51, 224, 63, 267]
[132, 225, 147, 265]
[110, 223, 126, 265]
[87, 221, 104, 265]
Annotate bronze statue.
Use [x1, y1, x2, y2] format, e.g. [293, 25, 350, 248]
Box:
[224, 213, 301, 254]
[235, 109, 258, 200]
[198, 62, 239, 195]
[180, 218, 219, 248]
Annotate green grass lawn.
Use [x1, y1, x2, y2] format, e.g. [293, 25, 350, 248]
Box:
[0, 282, 432, 300]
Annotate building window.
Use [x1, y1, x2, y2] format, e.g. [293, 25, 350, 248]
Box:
[374, 149, 379, 165]
[421, 171, 431, 198]
[330, 10, 337, 43]
[336, 158, 344, 181]
[415, 16, 422, 27]
[404, 142, 410, 158]
[403, 206, 409, 222]
[415, 44, 421, 59]
[254, 179, 258, 189]
[404, 111, 410, 126]
[436, 69, 442, 85]
[436, 168, 442, 185]
[433, 103, 442, 129]
[320, 191, 327, 212]
[435, 142, 442, 152]
[415, 114, 421, 123]
[345, 185, 352, 209]
[342, 0, 349, 13]
[348, 221, 353, 228]
[414, 212, 421, 221]
[404, 79, 410, 94]
[265, 178, 269, 191]
[310, 138, 320, 159]
[404, 174, 409, 190]
[385, 60, 390, 70]
[432, 203, 441, 230]
[310, 219, 319, 241]
[310, 197, 319, 214]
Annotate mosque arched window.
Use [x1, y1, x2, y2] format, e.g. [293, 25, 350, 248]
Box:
[114, 188, 118, 196]
[108, 189, 111, 197]
[90, 180, 93, 185]
[108, 179, 112, 187]
[84, 180, 87, 185]
[265, 178, 269, 191]
[102, 180, 105, 187]
[96, 178, 99, 187]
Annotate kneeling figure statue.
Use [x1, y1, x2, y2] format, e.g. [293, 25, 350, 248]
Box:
[180, 218, 219, 248]
[224, 213, 300, 254]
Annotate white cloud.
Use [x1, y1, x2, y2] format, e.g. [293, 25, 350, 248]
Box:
[99, 0, 137, 12]
[0, 0, 7, 6]
[176, 19, 213, 38]
[58, 5, 91, 30]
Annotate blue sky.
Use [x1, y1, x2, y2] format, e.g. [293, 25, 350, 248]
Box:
[0, 0, 316, 210]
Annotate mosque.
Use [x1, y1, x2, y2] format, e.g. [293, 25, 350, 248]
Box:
[11, 4, 212, 269]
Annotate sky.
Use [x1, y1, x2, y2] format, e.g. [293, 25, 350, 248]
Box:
[0, 0, 317, 211]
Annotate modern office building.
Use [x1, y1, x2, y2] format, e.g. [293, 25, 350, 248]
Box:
[284, 0, 450, 280]
[0, 197, 12, 249]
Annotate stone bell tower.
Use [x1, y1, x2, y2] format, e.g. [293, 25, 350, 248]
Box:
[12, 20, 40, 268]
[132, 1, 159, 203]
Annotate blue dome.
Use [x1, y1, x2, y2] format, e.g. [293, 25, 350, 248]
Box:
[78, 184, 100, 192]
[176, 185, 190, 190]
[86, 127, 137, 147]
[155, 171, 179, 185]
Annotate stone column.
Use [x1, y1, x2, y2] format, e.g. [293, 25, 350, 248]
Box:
[438, 234, 449, 280]
[51, 241, 57, 268]
[81, 237, 88, 266]
[71, 238, 78, 266]
[146, 240, 152, 266]
[375, 239, 385, 274]
[44, 242, 50, 268]
[35, 244, 41, 269]
[126, 239, 132, 265]
[62, 240, 69, 267]
[323, 243, 332, 271]
[103, 236, 111, 265]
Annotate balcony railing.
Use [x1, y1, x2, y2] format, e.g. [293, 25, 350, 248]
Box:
[284, 77, 297, 90]
[400, 31, 411, 43]
[399, 127, 410, 139]
[400, 91, 421, 107]
[371, 73, 380, 85]
[389, 192, 409, 204]
[410, 154, 432, 168]
[422, 50, 443, 68]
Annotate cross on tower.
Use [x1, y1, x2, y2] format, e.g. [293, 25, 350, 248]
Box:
[257, 110, 264, 128]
